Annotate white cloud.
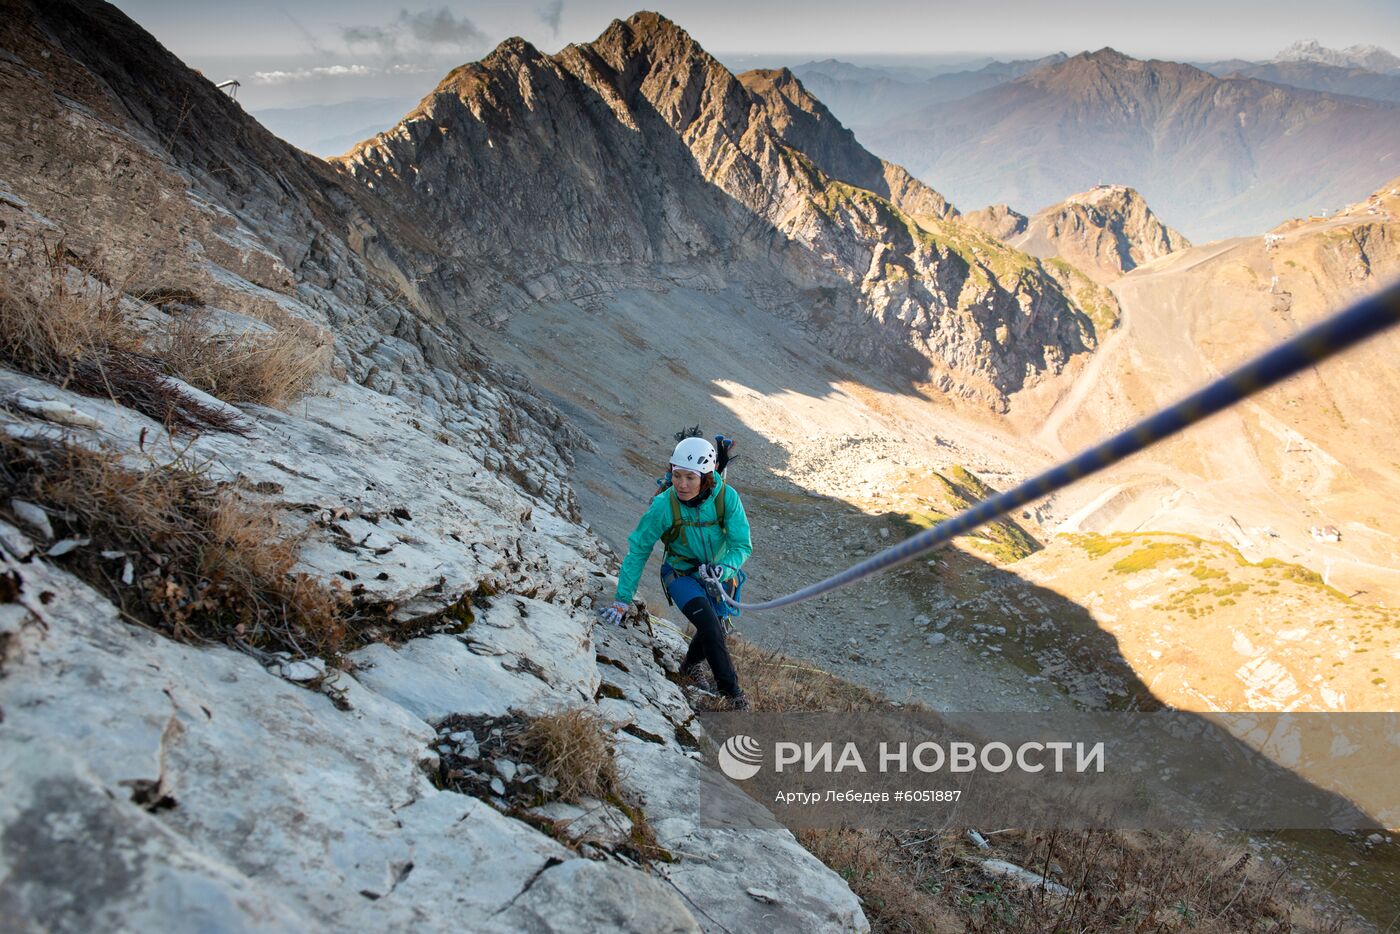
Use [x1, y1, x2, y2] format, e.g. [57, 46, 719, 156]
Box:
[253, 64, 373, 84]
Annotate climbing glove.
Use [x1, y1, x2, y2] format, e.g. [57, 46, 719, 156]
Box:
[697, 562, 726, 582]
[598, 600, 628, 626]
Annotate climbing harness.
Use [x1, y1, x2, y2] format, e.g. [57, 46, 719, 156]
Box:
[696, 562, 729, 607]
[721, 277, 1400, 613]
[696, 561, 746, 629]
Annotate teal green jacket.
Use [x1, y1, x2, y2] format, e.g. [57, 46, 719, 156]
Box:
[614, 476, 752, 604]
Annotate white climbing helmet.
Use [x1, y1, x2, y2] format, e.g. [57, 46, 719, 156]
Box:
[670, 437, 717, 474]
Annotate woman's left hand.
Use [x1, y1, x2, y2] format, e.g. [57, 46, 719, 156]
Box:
[597, 600, 629, 626]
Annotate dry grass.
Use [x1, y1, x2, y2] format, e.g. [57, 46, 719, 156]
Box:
[0, 434, 347, 658]
[726, 637, 894, 712]
[0, 244, 243, 433]
[517, 707, 672, 863]
[519, 707, 624, 803]
[158, 306, 330, 408]
[1, 240, 327, 429]
[436, 708, 672, 864]
[800, 827, 962, 931]
[723, 636, 1360, 933]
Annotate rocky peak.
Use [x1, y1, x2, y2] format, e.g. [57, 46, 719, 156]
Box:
[589, 10, 707, 66]
[1032, 48, 1205, 88]
[1274, 40, 1400, 73]
[963, 204, 1029, 241]
[480, 35, 548, 71]
[753, 66, 803, 95]
[334, 8, 1097, 406]
[1049, 47, 1147, 81]
[583, 11, 747, 133]
[1012, 185, 1189, 284]
[739, 67, 957, 222]
[1082, 47, 1133, 65]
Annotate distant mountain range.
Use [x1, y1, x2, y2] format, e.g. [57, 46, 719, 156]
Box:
[792, 54, 1067, 126]
[1196, 61, 1400, 103]
[1272, 39, 1400, 73]
[845, 48, 1400, 240]
[250, 37, 1400, 244]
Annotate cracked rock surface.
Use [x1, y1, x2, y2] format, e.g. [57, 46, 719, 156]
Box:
[0, 2, 868, 929]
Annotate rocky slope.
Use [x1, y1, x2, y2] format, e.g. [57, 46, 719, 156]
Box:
[997, 175, 1400, 719]
[335, 13, 1100, 407]
[0, 1, 865, 928]
[963, 204, 1028, 241]
[6, 1, 1397, 927]
[735, 67, 957, 225]
[995, 185, 1191, 285]
[864, 48, 1400, 241]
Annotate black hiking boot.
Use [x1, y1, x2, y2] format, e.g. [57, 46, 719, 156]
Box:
[682, 662, 716, 693]
[722, 690, 750, 711]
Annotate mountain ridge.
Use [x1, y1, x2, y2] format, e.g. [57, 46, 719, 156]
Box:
[335, 11, 1101, 407]
[790, 52, 1067, 127]
[1222, 61, 1400, 104]
[1273, 39, 1400, 73]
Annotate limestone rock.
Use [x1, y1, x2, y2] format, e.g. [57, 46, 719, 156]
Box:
[0, 4, 876, 930]
[495, 859, 699, 933]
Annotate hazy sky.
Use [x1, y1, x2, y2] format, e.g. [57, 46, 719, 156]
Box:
[113, 0, 1400, 110]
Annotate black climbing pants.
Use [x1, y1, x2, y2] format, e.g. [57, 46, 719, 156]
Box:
[678, 596, 741, 697]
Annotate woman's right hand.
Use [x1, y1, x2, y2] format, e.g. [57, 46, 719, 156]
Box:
[597, 600, 629, 626]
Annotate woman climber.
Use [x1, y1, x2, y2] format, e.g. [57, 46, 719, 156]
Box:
[598, 435, 753, 710]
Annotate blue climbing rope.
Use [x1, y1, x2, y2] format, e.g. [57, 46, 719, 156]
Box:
[727, 277, 1400, 613]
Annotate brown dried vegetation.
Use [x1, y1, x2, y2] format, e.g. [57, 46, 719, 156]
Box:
[1, 240, 328, 431]
[0, 435, 348, 659]
[0, 245, 241, 433]
[156, 304, 330, 409]
[435, 709, 670, 865]
[727, 637, 892, 712]
[520, 707, 624, 803]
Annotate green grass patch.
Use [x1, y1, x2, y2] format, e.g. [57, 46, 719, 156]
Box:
[1255, 558, 1352, 602]
[1072, 532, 1137, 558]
[898, 466, 1039, 563]
[1112, 542, 1190, 573]
[1044, 257, 1121, 335]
